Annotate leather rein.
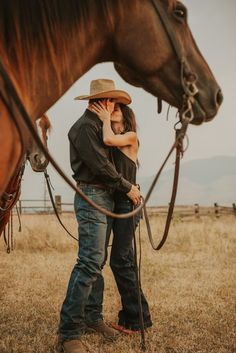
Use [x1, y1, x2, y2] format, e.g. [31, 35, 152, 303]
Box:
[0, 0, 198, 242]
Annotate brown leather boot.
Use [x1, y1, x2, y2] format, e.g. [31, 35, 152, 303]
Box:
[60, 339, 88, 353]
[86, 321, 119, 340]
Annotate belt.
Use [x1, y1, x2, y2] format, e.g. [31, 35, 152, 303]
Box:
[77, 182, 107, 190]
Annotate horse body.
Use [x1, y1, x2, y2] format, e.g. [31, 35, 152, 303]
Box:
[0, 115, 51, 237]
[0, 0, 222, 197]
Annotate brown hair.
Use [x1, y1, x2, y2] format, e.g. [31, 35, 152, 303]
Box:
[119, 104, 137, 133]
[119, 104, 140, 167]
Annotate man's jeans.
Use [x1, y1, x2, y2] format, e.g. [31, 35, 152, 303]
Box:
[109, 196, 152, 330]
[59, 186, 113, 341]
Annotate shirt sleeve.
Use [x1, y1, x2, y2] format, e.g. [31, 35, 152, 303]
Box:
[75, 123, 132, 193]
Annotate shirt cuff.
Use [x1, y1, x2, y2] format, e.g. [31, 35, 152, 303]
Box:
[118, 177, 132, 193]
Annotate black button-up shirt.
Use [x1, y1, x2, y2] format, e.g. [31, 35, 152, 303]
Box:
[68, 109, 132, 193]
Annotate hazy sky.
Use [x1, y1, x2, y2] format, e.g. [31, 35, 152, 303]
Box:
[22, 0, 236, 201]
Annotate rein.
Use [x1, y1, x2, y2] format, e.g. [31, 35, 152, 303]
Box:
[44, 171, 78, 242]
[142, 128, 183, 251]
[0, 161, 25, 252]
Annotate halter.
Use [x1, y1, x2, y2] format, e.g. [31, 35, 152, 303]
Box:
[151, 0, 199, 122]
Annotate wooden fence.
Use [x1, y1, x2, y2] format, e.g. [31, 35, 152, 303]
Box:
[16, 196, 236, 218]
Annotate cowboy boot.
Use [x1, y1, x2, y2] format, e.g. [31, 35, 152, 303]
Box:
[86, 320, 119, 341]
[58, 339, 89, 353]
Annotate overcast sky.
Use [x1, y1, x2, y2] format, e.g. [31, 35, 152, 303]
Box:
[22, 0, 236, 201]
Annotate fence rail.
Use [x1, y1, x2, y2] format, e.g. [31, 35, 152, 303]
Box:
[15, 196, 236, 218]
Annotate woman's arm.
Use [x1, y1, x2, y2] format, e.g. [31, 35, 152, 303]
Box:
[102, 118, 136, 146]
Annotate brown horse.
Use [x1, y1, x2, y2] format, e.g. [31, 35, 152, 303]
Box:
[0, 0, 223, 198]
[0, 115, 51, 241]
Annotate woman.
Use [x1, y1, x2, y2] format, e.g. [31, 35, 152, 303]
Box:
[91, 100, 152, 333]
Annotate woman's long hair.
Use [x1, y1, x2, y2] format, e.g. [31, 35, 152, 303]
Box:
[120, 104, 140, 167]
[119, 104, 137, 133]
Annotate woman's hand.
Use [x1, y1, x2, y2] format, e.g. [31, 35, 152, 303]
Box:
[90, 101, 111, 122]
[106, 100, 115, 114]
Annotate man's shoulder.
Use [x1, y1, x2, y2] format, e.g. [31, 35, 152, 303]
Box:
[68, 111, 100, 140]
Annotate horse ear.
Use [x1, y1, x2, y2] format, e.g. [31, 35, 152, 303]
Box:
[114, 63, 141, 88]
[39, 114, 52, 132]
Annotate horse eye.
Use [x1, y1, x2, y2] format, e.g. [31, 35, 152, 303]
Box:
[173, 5, 187, 21]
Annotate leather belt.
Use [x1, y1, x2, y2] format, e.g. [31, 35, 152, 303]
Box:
[77, 182, 107, 190]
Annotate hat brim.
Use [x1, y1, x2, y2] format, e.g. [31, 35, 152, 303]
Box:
[74, 90, 131, 105]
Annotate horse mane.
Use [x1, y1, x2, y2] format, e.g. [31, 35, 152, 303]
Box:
[38, 115, 52, 134]
[0, 0, 121, 88]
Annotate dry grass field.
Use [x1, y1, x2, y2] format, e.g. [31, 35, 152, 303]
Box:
[0, 213, 235, 353]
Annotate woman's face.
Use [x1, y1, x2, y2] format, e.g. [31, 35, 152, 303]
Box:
[111, 104, 124, 134]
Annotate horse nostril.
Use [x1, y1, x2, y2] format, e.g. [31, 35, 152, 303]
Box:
[216, 89, 223, 106]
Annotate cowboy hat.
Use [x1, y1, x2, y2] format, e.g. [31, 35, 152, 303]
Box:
[74, 79, 131, 105]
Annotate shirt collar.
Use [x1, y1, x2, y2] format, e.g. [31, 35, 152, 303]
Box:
[85, 109, 102, 126]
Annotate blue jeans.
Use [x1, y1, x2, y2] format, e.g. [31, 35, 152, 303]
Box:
[58, 186, 113, 341]
[108, 195, 152, 330]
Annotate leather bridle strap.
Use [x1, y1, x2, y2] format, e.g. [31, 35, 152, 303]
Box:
[150, 0, 199, 121]
[44, 171, 78, 242]
[151, 0, 184, 60]
[142, 129, 183, 251]
[0, 63, 26, 164]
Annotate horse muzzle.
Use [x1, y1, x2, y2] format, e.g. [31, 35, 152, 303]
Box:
[189, 87, 223, 125]
[28, 153, 49, 172]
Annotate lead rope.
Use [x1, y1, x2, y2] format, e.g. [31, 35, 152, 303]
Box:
[132, 211, 146, 351]
[6, 215, 11, 253]
[142, 128, 183, 250]
[44, 171, 78, 242]
[15, 203, 22, 232]
[2, 211, 14, 253]
[10, 210, 14, 251]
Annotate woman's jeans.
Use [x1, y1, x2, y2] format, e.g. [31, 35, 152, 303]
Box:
[59, 186, 113, 341]
[109, 196, 152, 330]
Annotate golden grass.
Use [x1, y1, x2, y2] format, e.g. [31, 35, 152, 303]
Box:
[0, 214, 235, 353]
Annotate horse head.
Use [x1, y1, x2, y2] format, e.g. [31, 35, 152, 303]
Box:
[113, 0, 223, 124]
[27, 115, 51, 172]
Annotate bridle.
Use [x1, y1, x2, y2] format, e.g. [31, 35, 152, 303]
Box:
[151, 0, 199, 119]
[0, 0, 199, 220]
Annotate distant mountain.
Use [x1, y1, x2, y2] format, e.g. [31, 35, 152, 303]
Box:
[21, 155, 236, 209]
[137, 156, 236, 206]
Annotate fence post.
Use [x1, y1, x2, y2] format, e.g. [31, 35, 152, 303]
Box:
[55, 195, 62, 214]
[232, 203, 236, 215]
[194, 203, 200, 218]
[214, 202, 219, 218]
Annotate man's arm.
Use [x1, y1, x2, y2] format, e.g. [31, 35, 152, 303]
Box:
[74, 123, 132, 193]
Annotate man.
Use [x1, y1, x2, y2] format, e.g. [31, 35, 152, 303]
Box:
[57, 79, 140, 353]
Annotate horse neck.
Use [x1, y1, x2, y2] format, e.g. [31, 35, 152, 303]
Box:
[0, 1, 119, 120]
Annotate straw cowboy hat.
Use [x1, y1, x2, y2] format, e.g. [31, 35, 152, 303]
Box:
[74, 79, 131, 105]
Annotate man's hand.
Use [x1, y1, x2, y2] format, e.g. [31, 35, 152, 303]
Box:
[127, 185, 141, 206]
